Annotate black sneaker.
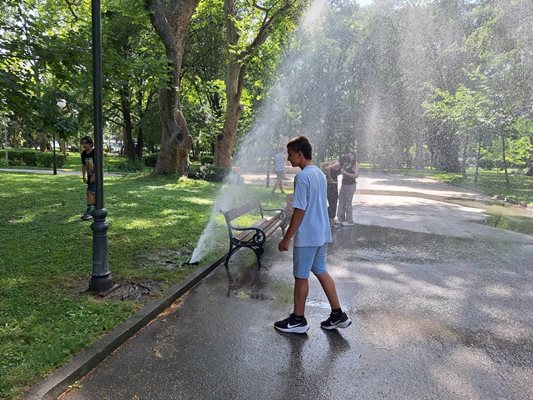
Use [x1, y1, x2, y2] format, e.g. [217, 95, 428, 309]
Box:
[321, 312, 352, 330]
[81, 211, 93, 220]
[274, 313, 309, 334]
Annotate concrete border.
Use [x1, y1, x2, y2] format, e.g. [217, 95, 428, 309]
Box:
[23, 255, 227, 400]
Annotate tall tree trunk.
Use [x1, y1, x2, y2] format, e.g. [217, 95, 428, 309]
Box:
[120, 84, 136, 161]
[214, 0, 292, 168]
[215, 0, 242, 168]
[215, 61, 244, 168]
[461, 136, 469, 179]
[145, 0, 199, 174]
[474, 140, 481, 183]
[136, 126, 144, 159]
[501, 132, 510, 188]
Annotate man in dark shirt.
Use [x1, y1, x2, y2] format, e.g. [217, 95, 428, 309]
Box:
[80, 136, 95, 220]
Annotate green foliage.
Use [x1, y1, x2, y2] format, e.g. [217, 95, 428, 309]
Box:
[36, 152, 66, 168]
[5, 149, 65, 168]
[187, 164, 231, 182]
[485, 215, 533, 236]
[106, 158, 145, 172]
[200, 155, 214, 165]
[143, 153, 159, 167]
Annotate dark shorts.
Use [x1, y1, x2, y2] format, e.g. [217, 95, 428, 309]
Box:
[327, 183, 338, 219]
[87, 177, 95, 193]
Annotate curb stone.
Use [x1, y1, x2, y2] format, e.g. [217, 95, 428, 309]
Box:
[22, 254, 226, 400]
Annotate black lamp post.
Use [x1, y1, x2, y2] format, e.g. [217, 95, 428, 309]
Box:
[54, 98, 67, 175]
[89, 0, 114, 293]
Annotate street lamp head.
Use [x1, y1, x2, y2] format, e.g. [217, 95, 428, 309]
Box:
[56, 99, 67, 109]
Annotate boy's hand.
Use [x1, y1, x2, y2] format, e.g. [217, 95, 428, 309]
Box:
[278, 237, 290, 252]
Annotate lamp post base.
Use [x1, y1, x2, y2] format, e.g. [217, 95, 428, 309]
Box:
[89, 274, 114, 293]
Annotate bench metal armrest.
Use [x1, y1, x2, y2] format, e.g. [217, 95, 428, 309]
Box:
[230, 226, 266, 246]
[261, 207, 287, 220]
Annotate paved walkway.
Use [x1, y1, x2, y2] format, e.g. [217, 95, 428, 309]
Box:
[58, 174, 533, 400]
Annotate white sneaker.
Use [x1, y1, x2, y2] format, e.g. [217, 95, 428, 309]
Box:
[341, 221, 354, 227]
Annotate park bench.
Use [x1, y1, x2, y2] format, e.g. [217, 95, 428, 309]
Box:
[221, 199, 288, 268]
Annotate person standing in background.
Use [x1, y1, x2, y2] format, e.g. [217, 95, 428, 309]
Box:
[337, 153, 359, 227]
[271, 149, 286, 194]
[320, 159, 342, 230]
[80, 136, 95, 221]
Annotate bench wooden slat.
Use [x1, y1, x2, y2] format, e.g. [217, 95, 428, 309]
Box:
[223, 199, 261, 221]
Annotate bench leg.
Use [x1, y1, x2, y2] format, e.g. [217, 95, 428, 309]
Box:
[225, 244, 236, 267]
[253, 247, 264, 269]
[280, 219, 288, 237]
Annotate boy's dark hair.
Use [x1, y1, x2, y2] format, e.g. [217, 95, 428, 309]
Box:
[339, 155, 351, 165]
[287, 136, 312, 160]
[80, 136, 93, 146]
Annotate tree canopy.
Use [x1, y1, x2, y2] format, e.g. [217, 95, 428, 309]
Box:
[0, 0, 530, 175]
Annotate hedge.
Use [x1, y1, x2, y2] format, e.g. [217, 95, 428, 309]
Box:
[143, 153, 159, 167]
[5, 149, 66, 168]
[187, 164, 231, 182]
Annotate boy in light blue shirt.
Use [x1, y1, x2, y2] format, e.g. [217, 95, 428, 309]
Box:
[275, 136, 351, 334]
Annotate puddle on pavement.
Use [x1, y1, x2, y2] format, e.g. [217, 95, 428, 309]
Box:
[222, 251, 292, 304]
[356, 308, 533, 367]
[329, 224, 486, 264]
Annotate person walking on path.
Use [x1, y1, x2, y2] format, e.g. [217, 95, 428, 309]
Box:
[275, 136, 352, 334]
[80, 136, 95, 220]
[271, 149, 286, 194]
[320, 159, 342, 230]
[337, 153, 359, 227]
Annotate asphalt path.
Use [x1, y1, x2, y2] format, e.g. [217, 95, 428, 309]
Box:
[60, 173, 533, 400]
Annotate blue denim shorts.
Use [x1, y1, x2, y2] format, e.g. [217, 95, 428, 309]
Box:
[293, 244, 328, 279]
[87, 181, 95, 193]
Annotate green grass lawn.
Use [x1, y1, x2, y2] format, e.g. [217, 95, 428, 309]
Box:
[0, 172, 286, 399]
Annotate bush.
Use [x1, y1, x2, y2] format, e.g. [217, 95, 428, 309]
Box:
[107, 158, 145, 172]
[20, 150, 38, 166]
[201, 155, 214, 165]
[144, 153, 159, 167]
[187, 164, 230, 182]
[5, 149, 65, 168]
[478, 159, 494, 170]
[37, 152, 66, 168]
[7, 149, 25, 166]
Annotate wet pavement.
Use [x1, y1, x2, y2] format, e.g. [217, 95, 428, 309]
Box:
[60, 174, 533, 400]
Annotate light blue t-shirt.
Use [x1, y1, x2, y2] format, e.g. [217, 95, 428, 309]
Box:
[292, 165, 333, 247]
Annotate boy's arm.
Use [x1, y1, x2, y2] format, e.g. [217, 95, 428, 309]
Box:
[278, 208, 305, 251]
[325, 160, 340, 171]
[341, 164, 359, 179]
[354, 162, 360, 178]
[82, 164, 87, 183]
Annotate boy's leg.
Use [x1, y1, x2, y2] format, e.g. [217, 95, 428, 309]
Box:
[344, 184, 356, 224]
[274, 246, 315, 334]
[87, 190, 95, 206]
[293, 277, 309, 316]
[312, 244, 352, 330]
[315, 272, 341, 310]
[337, 185, 346, 222]
[82, 184, 96, 220]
